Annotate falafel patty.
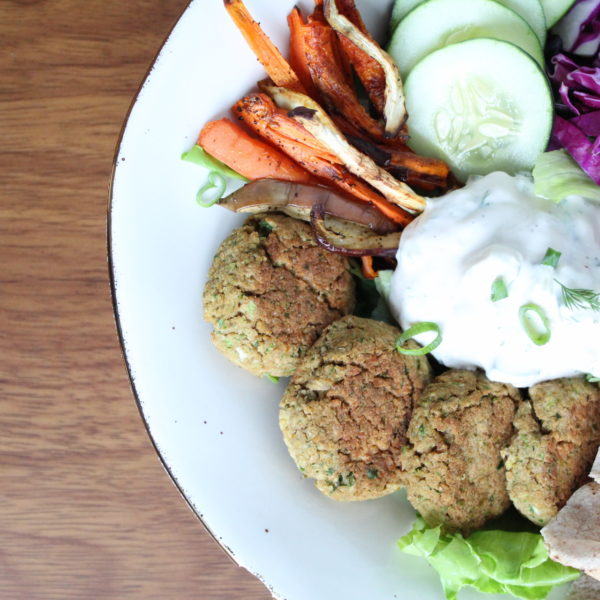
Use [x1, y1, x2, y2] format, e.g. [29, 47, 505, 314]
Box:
[203, 213, 355, 377]
[502, 376, 600, 526]
[402, 369, 520, 534]
[279, 315, 432, 501]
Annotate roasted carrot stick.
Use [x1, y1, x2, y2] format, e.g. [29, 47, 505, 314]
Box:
[331, 0, 387, 117]
[301, 18, 389, 143]
[240, 89, 341, 161]
[198, 118, 315, 184]
[360, 256, 378, 279]
[307, 2, 354, 85]
[233, 94, 413, 226]
[335, 0, 368, 30]
[287, 7, 320, 101]
[338, 37, 386, 115]
[386, 153, 450, 191]
[223, 0, 305, 93]
[346, 134, 450, 191]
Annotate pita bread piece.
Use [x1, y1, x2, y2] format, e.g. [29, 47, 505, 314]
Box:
[542, 481, 600, 581]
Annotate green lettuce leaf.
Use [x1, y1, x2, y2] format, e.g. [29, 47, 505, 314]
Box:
[397, 517, 580, 600]
[533, 149, 600, 203]
[181, 144, 248, 181]
[374, 269, 394, 302]
[371, 269, 396, 324]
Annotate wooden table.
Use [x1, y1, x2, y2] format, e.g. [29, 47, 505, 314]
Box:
[1, 1, 270, 598]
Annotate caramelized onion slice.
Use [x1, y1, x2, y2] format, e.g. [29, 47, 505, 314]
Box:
[218, 179, 400, 234]
[323, 0, 407, 137]
[310, 197, 400, 257]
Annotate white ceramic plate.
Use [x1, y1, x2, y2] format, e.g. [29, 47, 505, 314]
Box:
[109, 2, 569, 599]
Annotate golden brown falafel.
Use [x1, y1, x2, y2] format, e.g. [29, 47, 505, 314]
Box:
[279, 315, 432, 501]
[402, 369, 520, 534]
[502, 376, 600, 526]
[203, 213, 355, 377]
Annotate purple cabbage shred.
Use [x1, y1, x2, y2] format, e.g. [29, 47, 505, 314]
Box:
[548, 1, 600, 183]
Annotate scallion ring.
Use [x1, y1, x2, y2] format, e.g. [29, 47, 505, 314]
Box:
[519, 303, 551, 346]
[491, 277, 508, 302]
[196, 172, 226, 207]
[542, 247, 561, 268]
[395, 322, 442, 356]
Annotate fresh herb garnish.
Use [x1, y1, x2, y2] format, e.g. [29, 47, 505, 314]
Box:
[555, 280, 600, 312]
[542, 247, 561, 268]
[396, 322, 442, 356]
[586, 374, 600, 383]
[519, 303, 551, 346]
[265, 374, 280, 383]
[491, 277, 508, 302]
[196, 171, 227, 207]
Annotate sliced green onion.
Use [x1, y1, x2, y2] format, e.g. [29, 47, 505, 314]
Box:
[182, 144, 248, 181]
[491, 277, 508, 302]
[542, 247, 561, 268]
[265, 374, 280, 383]
[396, 322, 442, 356]
[519, 303, 551, 346]
[196, 172, 226, 207]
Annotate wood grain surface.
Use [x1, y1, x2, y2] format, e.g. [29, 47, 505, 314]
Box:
[1, 1, 270, 598]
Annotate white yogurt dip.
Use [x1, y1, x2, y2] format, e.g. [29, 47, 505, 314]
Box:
[389, 171, 600, 387]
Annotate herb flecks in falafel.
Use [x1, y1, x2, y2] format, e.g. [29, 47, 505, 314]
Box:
[402, 369, 520, 534]
[203, 213, 355, 377]
[503, 376, 600, 526]
[279, 315, 432, 501]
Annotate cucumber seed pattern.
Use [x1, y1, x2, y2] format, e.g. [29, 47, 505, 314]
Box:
[433, 77, 520, 163]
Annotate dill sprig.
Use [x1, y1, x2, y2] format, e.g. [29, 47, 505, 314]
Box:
[555, 279, 600, 312]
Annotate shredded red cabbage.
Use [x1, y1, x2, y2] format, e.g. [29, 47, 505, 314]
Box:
[573, 110, 600, 135]
[548, 1, 600, 183]
[553, 0, 600, 56]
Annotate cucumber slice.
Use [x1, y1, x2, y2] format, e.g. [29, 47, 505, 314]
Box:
[388, 0, 544, 76]
[389, 0, 418, 33]
[539, 0, 576, 27]
[404, 38, 553, 181]
[390, 0, 547, 45]
[501, 0, 546, 45]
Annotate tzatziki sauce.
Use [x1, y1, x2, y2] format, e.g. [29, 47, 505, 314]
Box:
[389, 171, 600, 387]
